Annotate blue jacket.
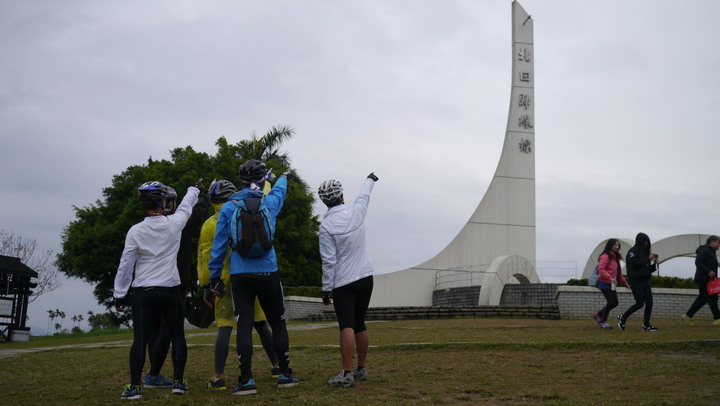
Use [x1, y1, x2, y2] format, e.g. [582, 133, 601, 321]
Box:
[208, 176, 287, 279]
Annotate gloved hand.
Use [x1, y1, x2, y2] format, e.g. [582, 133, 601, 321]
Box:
[282, 169, 294, 181]
[203, 286, 214, 308]
[114, 297, 127, 312]
[194, 178, 206, 192]
[265, 168, 276, 182]
[367, 172, 379, 182]
[322, 291, 332, 305]
[210, 278, 225, 297]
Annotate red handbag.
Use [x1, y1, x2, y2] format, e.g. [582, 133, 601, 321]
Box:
[708, 278, 720, 296]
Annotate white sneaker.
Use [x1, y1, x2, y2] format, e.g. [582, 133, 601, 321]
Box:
[327, 370, 355, 388]
[353, 366, 368, 381]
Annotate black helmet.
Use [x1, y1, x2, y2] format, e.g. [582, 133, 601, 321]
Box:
[208, 180, 237, 203]
[238, 159, 267, 184]
[137, 181, 167, 209]
[163, 186, 177, 214]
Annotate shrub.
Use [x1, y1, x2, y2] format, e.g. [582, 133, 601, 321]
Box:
[565, 275, 695, 289]
[284, 285, 322, 297]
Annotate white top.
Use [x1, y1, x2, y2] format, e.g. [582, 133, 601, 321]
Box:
[320, 178, 375, 291]
[113, 187, 200, 298]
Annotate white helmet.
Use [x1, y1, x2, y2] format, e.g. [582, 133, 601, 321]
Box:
[318, 179, 343, 205]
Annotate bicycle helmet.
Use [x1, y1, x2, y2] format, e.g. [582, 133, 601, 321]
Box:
[238, 159, 268, 184]
[318, 179, 343, 205]
[163, 186, 178, 214]
[208, 180, 237, 203]
[137, 181, 167, 209]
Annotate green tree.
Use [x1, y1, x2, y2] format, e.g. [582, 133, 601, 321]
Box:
[57, 127, 321, 309]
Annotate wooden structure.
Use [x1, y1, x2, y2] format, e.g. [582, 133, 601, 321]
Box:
[0, 255, 37, 341]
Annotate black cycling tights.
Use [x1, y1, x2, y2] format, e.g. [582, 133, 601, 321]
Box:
[231, 272, 290, 380]
[129, 286, 187, 385]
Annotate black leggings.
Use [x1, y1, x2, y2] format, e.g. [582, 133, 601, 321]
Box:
[332, 276, 374, 332]
[621, 279, 653, 325]
[230, 272, 290, 380]
[129, 286, 186, 385]
[597, 289, 618, 323]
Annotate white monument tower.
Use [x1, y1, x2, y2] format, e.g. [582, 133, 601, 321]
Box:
[371, 1, 539, 307]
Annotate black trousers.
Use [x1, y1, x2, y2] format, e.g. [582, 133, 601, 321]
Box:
[621, 279, 654, 325]
[231, 272, 290, 380]
[686, 279, 720, 319]
[597, 289, 619, 323]
[129, 286, 186, 385]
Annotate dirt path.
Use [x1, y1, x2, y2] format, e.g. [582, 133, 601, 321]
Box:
[0, 322, 339, 359]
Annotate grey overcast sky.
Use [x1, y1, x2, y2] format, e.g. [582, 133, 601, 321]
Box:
[2, 1, 718, 333]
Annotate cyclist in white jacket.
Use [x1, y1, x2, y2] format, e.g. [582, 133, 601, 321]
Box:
[318, 172, 378, 388]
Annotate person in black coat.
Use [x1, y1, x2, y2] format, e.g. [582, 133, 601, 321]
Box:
[617, 233, 658, 331]
[682, 235, 720, 325]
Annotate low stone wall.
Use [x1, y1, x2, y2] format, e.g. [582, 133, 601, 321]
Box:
[285, 286, 714, 322]
[556, 286, 714, 321]
[285, 296, 326, 320]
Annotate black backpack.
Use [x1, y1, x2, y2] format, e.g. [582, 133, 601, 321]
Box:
[230, 197, 274, 257]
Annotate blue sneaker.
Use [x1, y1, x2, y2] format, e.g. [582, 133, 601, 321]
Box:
[143, 374, 173, 388]
[120, 384, 141, 400]
[172, 379, 188, 395]
[277, 369, 299, 388]
[231, 378, 257, 396]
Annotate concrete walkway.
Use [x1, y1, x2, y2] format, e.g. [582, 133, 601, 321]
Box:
[0, 322, 339, 360]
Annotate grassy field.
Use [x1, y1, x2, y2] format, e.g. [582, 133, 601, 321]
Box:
[1, 318, 719, 405]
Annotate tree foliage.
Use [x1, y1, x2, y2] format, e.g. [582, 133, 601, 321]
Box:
[57, 126, 321, 309]
[0, 229, 61, 302]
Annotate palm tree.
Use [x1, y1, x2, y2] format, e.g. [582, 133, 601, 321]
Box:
[46, 309, 56, 335]
[235, 125, 294, 166]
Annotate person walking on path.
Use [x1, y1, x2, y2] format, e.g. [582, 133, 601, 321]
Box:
[113, 180, 201, 400]
[318, 172, 378, 388]
[208, 160, 299, 396]
[617, 233, 658, 331]
[198, 179, 279, 391]
[592, 238, 629, 330]
[682, 235, 720, 326]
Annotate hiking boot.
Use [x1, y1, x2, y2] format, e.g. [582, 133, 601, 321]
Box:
[616, 315, 626, 331]
[172, 379, 188, 395]
[713, 319, 720, 326]
[271, 367, 280, 379]
[206, 377, 226, 390]
[642, 324, 658, 332]
[143, 374, 173, 388]
[277, 369, 300, 388]
[353, 365, 368, 381]
[120, 384, 141, 400]
[327, 370, 355, 388]
[600, 322, 612, 329]
[681, 314, 695, 326]
[231, 378, 257, 396]
[592, 313, 602, 325]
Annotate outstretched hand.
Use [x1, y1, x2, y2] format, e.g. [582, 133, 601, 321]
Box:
[367, 172, 379, 182]
[194, 178, 206, 192]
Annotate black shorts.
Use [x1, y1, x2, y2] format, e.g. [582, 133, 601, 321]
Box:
[332, 275, 373, 332]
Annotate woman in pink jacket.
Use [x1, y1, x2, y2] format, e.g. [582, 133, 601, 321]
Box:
[592, 238, 629, 329]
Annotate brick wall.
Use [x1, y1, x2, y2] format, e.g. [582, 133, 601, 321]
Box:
[500, 284, 560, 307]
[432, 286, 482, 306]
[284, 296, 326, 320]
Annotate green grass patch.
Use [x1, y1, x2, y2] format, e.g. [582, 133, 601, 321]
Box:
[1, 318, 719, 405]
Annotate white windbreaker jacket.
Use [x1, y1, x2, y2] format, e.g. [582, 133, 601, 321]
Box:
[319, 178, 375, 292]
[113, 186, 200, 299]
